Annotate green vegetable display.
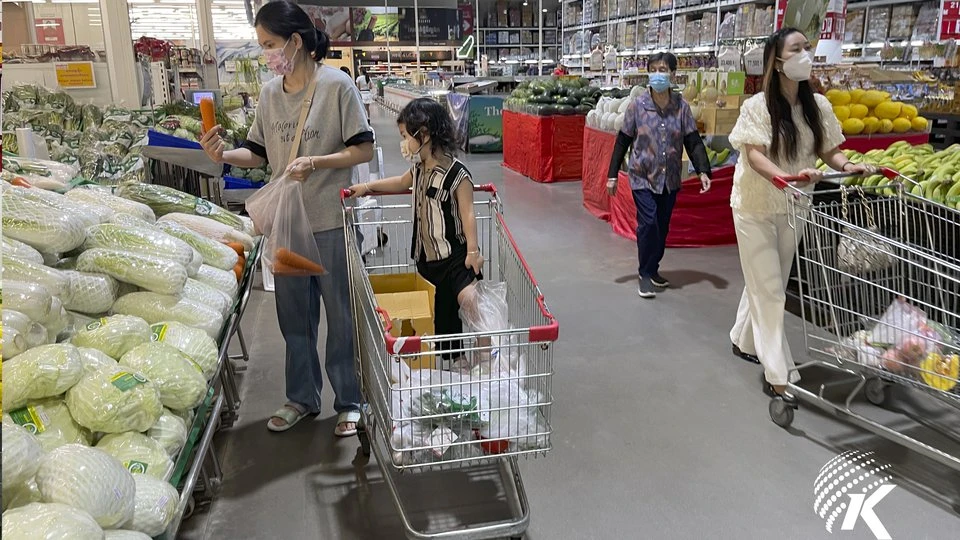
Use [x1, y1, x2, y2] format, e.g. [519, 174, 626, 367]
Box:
[112, 292, 224, 339]
[2, 344, 84, 411]
[71, 314, 152, 360]
[77, 248, 188, 295]
[95, 432, 174, 481]
[116, 183, 245, 232]
[65, 365, 164, 433]
[84, 223, 195, 268]
[155, 220, 239, 271]
[119, 342, 207, 411]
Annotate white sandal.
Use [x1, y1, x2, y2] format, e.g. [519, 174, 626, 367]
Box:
[267, 404, 309, 432]
[334, 410, 361, 437]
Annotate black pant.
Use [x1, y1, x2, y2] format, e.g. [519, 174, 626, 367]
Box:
[416, 247, 482, 360]
[632, 188, 679, 278]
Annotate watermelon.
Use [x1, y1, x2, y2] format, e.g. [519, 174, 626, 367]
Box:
[556, 96, 579, 106]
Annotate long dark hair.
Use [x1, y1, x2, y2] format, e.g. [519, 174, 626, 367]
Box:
[254, 1, 330, 62]
[397, 98, 460, 157]
[763, 27, 824, 161]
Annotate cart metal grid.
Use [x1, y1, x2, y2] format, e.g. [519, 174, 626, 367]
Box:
[770, 170, 960, 473]
[342, 185, 558, 540]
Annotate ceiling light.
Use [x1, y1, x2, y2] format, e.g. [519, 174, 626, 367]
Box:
[542, 9, 548, 12]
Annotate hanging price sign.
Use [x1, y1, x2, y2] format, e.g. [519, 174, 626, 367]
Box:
[942, 1, 960, 40]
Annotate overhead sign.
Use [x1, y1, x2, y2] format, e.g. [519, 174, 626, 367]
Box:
[35, 18, 66, 46]
[942, 1, 960, 40]
[54, 62, 97, 89]
[398, 8, 461, 43]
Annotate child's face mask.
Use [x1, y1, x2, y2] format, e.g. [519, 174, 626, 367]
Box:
[400, 133, 427, 164]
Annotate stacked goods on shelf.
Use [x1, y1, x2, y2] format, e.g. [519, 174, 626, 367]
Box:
[504, 77, 632, 116]
[826, 89, 929, 136]
[0, 174, 255, 537]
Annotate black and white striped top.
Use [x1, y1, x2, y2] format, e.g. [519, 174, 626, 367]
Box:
[410, 156, 473, 262]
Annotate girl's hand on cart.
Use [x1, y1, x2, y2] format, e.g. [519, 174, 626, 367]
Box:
[794, 168, 824, 186]
[347, 183, 371, 198]
[199, 124, 225, 164]
[466, 250, 484, 274]
[285, 157, 316, 181]
[699, 173, 712, 194]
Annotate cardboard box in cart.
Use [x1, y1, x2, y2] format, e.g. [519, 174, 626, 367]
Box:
[369, 273, 436, 370]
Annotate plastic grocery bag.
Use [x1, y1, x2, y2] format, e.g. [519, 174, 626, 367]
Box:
[868, 298, 927, 348]
[261, 177, 326, 277]
[243, 175, 284, 237]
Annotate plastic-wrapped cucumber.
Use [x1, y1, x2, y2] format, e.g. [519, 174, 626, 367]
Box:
[2, 235, 43, 264]
[71, 314, 152, 360]
[65, 364, 163, 433]
[182, 278, 233, 317]
[1, 255, 72, 302]
[84, 223, 194, 268]
[95, 432, 174, 481]
[77, 248, 187, 295]
[77, 346, 118, 376]
[158, 213, 254, 251]
[150, 321, 218, 380]
[112, 292, 224, 339]
[6, 397, 93, 451]
[195, 264, 238, 297]
[116, 183, 245, 231]
[2, 344, 84, 411]
[120, 342, 207, 411]
[155, 220, 239, 271]
[147, 408, 188, 456]
[62, 270, 120, 315]
[3, 280, 53, 322]
[2, 191, 87, 253]
[66, 186, 156, 222]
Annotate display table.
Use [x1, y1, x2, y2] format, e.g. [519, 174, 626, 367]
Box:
[502, 110, 585, 183]
[581, 126, 617, 220]
[611, 165, 738, 248]
[840, 133, 930, 153]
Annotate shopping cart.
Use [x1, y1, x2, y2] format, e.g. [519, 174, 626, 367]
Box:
[342, 185, 558, 540]
[769, 168, 960, 473]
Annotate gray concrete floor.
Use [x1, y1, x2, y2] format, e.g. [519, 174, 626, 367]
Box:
[180, 106, 960, 540]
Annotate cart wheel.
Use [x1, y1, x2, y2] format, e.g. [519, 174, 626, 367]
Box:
[183, 495, 197, 520]
[377, 230, 388, 248]
[865, 378, 890, 406]
[769, 398, 795, 428]
[358, 428, 371, 457]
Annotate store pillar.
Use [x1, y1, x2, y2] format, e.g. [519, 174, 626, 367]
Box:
[99, 0, 139, 106]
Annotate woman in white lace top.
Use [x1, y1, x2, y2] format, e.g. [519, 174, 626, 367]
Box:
[726, 28, 877, 404]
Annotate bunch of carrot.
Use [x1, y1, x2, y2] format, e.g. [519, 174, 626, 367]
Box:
[271, 248, 326, 276]
[224, 242, 246, 282]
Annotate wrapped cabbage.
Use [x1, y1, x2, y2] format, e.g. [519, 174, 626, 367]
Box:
[78, 248, 188, 295]
[77, 346, 118, 376]
[2, 502, 103, 540]
[59, 311, 95, 342]
[71, 314, 152, 359]
[3, 326, 28, 359]
[3, 309, 32, 335]
[84, 223, 195, 268]
[65, 364, 163, 433]
[1, 309, 46, 356]
[2, 419, 43, 488]
[195, 264, 239, 297]
[1, 256, 71, 303]
[117, 183, 245, 231]
[3, 344, 83, 411]
[120, 342, 207, 410]
[63, 270, 120, 315]
[171, 407, 196, 428]
[186, 247, 203, 277]
[35, 444, 136, 529]
[155, 220, 239, 271]
[112, 292, 224, 339]
[106, 531, 153, 540]
[183, 278, 233, 317]
[2, 235, 44, 264]
[109, 212, 156, 229]
[2, 191, 87, 252]
[66, 186, 156, 222]
[158, 212, 254, 250]
[3, 280, 54, 322]
[150, 321, 218, 380]
[96, 432, 174, 481]
[42, 297, 71, 339]
[6, 398, 92, 451]
[128, 473, 179, 536]
[12, 185, 113, 226]
[240, 215, 255, 237]
[2, 479, 42, 511]
[148, 408, 188, 457]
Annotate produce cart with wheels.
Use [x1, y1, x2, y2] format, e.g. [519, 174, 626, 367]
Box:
[342, 185, 559, 540]
[769, 169, 960, 474]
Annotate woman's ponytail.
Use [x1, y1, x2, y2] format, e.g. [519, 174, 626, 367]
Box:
[313, 28, 330, 61]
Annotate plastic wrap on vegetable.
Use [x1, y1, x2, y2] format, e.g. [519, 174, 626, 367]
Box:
[71, 313, 152, 360]
[182, 278, 233, 317]
[2, 344, 84, 411]
[116, 182, 246, 231]
[1, 310, 46, 359]
[2, 235, 44, 264]
[3, 280, 54, 321]
[76, 346, 118, 376]
[195, 263, 239, 297]
[35, 444, 136, 529]
[105, 530, 153, 540]
[2, 502, 104, 540]
[150, 321, 218, 380]
[78, 247, 188, 295]
[96, 432, 174, 481]
[148, 408, 188, 457]
[107, 211, 156, 229]
[58, 311, 94, 342]
[65, 364, 163, 433]
[2, 478, 42, 512]
[11, 185, 112, 226]
[2, 326, 28, 359]
[2, 156, 79, 190]
[128, 473, 179, 536]
[84, 223, 195, 268]
[5, 397, 93, 452]
[2, 418, 43, 488]
[1, 255, 72, 303]
[62, 270, 120, 315]
[113, 291, 224, 339]
[158, 212, 255, 251]
[170, 406, 196, 429]
[155, 219, 240, 271]
[119, 342, 208, 410]
[2, 190, 87, 253]
[186, 247, 203, 277]
[42, 296, 71, 339]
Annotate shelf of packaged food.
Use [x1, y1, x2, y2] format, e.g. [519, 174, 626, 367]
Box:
[846, 0, 921, 9]
[563, 0, 774, 32]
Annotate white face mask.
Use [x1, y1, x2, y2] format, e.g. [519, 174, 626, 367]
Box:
[779, 51, 813, 82]
[400, 137, 423, 164]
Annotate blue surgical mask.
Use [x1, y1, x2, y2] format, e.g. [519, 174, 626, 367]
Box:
[649, 72, 671, 92]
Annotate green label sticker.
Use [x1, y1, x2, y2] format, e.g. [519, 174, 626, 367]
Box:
[125, 460, 149, 474]
[9, 406, 46, 434]
[194, 198, 213, 216]
[111, 372, 148, 391]
[150, 323, 168, 343]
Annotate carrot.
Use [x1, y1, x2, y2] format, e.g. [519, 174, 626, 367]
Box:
[11, 177, 32, 188]
[271, 261, 326, 276]
[225, 242, 245, 257]
[233, 261, 244, 282]
[274, 248, 326, 274]
[200, 97, 217, 135]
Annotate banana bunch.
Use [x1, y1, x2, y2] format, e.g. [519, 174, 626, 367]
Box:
[911, 70, 937, 83]
[835, 141, 960, 208]
[705, 147, 731, 167]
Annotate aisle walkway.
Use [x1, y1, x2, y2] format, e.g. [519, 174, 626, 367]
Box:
[181, 106, 959, 540]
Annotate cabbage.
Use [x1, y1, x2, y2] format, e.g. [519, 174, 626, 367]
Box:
[66, 186, 157, 222]
[84, 223, 195, 268]
[195, 264, 238, 297]
[3, 191, 87, 253]
[3, 280, 53, 321]
[5, 398, 92, 451]
[59, 311, 95, 342]
[182, 277, 233, 317]
[2, 309, 33, 335]
[2, 309, 48, 354]
[2, 479, 42, 511]
[186, 247, 203, 277]
[150, 321, 218, 380]
[0, 255, 72, 302]
[2, 235, 43, 264]
[62, 270, 120, 315]
[3, 326, 28, 359]
[12, 185, 113, 226]
[2, 419, 43, 488]
[148, 408, 188, 457]
[158, 212, 253, 249]
[96, 432, 174, 481]
[2, 344, 83, 411]
[118, 184, 245, 231]
[108, 212, 156, 229]
[240, 215, 255, 236]
[171, 407, 195, 429]
[129, 473, 179, 536]
[1, 502, 103, 540]
[35, 444, 136, 529]
[65, 364, 163, 433]
[155, 220, 239, 271]
[71, 314, 152, 359]
[120, 342, 207, 410]
[78, 248, 188, 295]
[42, 297, 71, 340]
[112, 292, 224, 339]
[77, 346, 118, 376]
[105, 531, 153, 540]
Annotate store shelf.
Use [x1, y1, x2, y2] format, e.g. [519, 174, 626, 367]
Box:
[563, 0, 773, 32]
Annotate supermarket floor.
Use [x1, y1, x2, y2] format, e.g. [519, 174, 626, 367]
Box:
[180, 106, 960, 540]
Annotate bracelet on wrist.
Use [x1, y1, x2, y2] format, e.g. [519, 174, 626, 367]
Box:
[840, 161, 853, 171]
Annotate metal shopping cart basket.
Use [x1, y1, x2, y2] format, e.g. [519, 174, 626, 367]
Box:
[342, 185, 558, 540]
[770, 168, 960, 473]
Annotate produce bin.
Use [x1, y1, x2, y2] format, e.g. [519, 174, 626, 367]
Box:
[581, 126, 617, 221]
[502, 109, 584, 183]
[840, 133, 930, 153]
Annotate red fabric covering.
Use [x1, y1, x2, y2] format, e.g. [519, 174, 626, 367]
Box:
[502, 110, 585, 182]
[840, 133, 929, 153]
[611, 165, 738, 248]
[581, 126, 616, 221]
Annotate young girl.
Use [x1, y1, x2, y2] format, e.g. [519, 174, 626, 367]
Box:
[350, 98, 482, 361]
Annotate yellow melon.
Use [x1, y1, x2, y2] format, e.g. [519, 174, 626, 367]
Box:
[833, 105, 851, 122]
[842, 118, 865, 135]
[859, 90, 886, 108]
[911, 116, 929, 131]
[862, 116, 881, 134]
[875, 101, 902, 120]
[892, 118, 911, 133]
[849, 104, 869, 119]
[850, 88, 866, 104]
[878, 119, 894, 134]
[899, 104, 918, 119]
[828, 90, 852, 106]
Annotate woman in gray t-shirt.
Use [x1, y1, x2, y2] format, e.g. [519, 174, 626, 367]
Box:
[200, 1, 373, 436]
